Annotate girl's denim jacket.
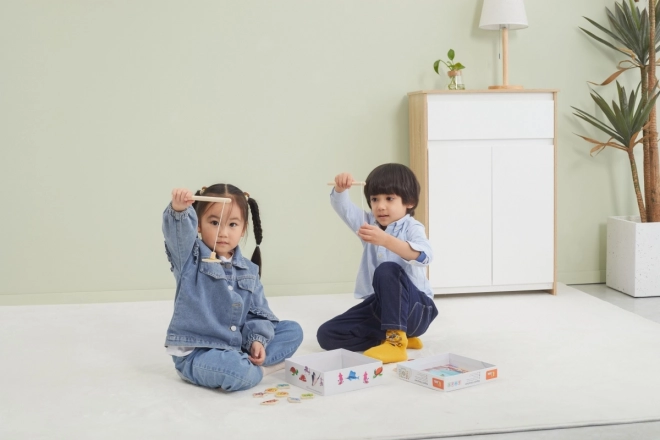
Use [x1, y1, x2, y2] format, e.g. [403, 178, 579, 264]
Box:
[162, 204, 278, 352]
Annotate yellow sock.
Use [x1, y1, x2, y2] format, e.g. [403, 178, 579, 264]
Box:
[407, 336, 423, 349]
[363, 330, 408, 364]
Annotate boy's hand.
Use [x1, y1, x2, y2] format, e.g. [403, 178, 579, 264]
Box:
[333, 173, 354, 193]
[358, 224, 390, 247]
[249, 341, 266, 366]
[171, 188, 194, 212]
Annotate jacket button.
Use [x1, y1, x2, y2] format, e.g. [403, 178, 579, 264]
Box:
[228, 286, 233, 290]
[230, 325, 237, 331]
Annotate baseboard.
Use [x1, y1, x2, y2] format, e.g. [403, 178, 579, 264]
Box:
[558, 270, 605, 285]
[0, 289, 176, 306]
[4, 273, 611, 306]
[0, 282, 357, 306]
[263, 282, 355, 297]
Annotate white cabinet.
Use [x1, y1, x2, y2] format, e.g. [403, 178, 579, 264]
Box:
[409, 90, 557, 295]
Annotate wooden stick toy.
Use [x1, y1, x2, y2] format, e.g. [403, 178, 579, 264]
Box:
[327, 182, 366, 186]
[191, 195, 232, 203]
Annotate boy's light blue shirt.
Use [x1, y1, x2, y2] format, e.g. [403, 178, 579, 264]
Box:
[330, 189, 434, 299]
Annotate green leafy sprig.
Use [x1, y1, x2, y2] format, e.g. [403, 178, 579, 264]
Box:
[433, 49, 466, 73]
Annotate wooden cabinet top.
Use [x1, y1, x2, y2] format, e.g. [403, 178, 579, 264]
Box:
[408, 89, 559, 96]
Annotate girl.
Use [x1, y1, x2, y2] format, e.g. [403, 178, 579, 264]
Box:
[163, 184, 303, 391]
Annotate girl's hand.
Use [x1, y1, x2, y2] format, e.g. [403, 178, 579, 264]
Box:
[358, 224, 390, 247]
[334, 173, 354, 193]
[171, 188, 194, 212]
[249, 341, 266, 366]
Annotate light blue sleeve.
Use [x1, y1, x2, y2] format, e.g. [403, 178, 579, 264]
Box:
[162, 205, 198, 277]
[330, 188, 371, 236]
[404, 221, 433, 267]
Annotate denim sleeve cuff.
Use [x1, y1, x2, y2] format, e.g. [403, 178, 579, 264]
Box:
[244, 334, 270, 351]
[166, 204, 192, 220]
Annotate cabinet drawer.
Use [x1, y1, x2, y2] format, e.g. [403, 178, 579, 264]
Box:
[427, 93, 554, 141]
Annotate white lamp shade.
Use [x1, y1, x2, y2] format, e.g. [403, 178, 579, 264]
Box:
[479, 0, 528, 30]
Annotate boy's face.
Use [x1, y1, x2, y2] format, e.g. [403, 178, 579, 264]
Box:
[368, 194, 413, 227]
[198, 202, 245, 259]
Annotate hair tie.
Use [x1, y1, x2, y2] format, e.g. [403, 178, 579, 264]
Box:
[200, 186, 207, 195]
[244, 191, 250, 201]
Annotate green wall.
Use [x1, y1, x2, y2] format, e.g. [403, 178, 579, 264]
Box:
[0, 0, 643, 304]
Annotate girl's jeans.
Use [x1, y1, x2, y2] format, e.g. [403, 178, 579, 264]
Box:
[316, 262, 438, 351]
[172, 320, 303, 392]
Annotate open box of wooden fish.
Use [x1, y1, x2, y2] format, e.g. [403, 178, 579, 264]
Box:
[284, 349, 383, 396]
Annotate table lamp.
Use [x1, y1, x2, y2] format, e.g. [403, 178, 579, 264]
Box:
[479, 0, 528, 89]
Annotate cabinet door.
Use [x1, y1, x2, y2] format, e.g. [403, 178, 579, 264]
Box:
[428, 143, 492, 288]
[492, 143, 554, 285]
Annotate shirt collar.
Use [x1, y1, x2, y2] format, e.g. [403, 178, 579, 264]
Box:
[384, 214, 410, 233]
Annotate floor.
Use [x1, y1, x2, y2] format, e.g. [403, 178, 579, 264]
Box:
[438, 283, 660, 440]
[3, 283, 659, 439]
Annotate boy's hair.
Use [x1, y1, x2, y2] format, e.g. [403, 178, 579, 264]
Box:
[364, 163, 420, 216]
[192, 183, 264, 276]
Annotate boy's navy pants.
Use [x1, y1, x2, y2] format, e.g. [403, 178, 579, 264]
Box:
[316, 262, 438, 351]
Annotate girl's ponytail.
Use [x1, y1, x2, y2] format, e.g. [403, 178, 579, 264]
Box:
[246, 195, 263, 276]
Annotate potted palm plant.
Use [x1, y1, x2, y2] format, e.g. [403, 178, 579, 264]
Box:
[573, 0, 660, 297]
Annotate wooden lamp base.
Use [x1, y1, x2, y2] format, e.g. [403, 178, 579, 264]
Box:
[492, 28, 523, 91]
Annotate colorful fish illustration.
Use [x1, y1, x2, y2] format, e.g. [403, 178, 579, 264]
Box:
[347, 370, 359, 381]
[338, 372, 344, 385]
[289, 367, 299, 376]
[299, 374, 307, 382]
[363, 371, 369, 384]
[373, 366, 383, 378]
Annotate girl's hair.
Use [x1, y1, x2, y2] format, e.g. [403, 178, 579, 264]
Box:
[192, 184, 264, 276]
[364, 163, 420, 216]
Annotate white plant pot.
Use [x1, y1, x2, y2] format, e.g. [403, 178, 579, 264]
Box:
[606, 216, 660, 297]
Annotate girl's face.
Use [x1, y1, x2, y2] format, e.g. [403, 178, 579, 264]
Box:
[198, 201, 245, 259]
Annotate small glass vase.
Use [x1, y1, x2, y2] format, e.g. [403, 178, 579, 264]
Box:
[447, 70, 465, 90]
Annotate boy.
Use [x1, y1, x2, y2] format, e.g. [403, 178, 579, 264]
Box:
[317, 163, 438, 363]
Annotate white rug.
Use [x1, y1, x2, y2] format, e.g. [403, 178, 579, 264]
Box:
[2, 284, 660, 440]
